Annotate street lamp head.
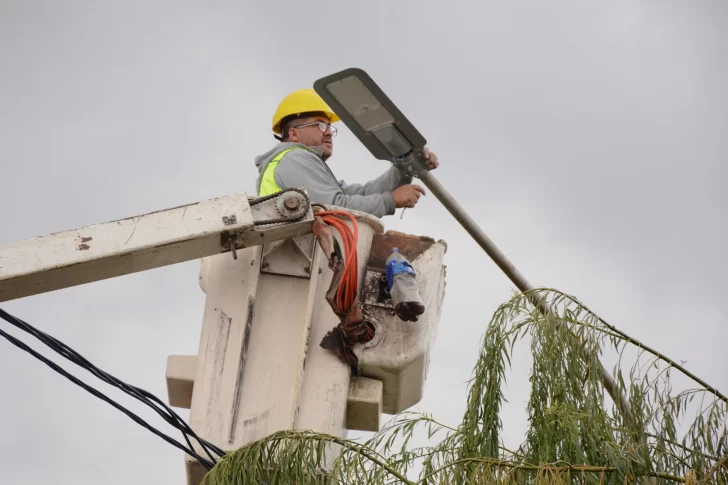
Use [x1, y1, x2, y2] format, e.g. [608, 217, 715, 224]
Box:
[313, 68, 427, 162]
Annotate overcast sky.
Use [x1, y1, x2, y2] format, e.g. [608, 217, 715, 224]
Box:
[1, 1, 726, 483]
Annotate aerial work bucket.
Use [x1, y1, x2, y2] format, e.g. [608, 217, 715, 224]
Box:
[165, 204, 447, 484]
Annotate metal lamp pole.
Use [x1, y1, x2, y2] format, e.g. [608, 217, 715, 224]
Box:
[408, 151, 634, 424]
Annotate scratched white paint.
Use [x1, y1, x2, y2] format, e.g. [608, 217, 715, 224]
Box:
[184, 243, 266, 485]
[181, 207, 385, 483]
[0, 193, 253, 302]
[165, 356, 386, 433]
[358, 239, 448, 415]
[294, 210, 383, 468]
[0, 192, 315, 303]
[170, 206, 447, 483]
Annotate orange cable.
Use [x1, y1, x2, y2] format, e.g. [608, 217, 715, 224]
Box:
[315, 210, 359, 311]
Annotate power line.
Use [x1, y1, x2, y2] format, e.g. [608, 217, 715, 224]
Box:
[0, 307, 226, 470]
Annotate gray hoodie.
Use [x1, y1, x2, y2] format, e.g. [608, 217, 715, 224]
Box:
[254, 142, 408, 218]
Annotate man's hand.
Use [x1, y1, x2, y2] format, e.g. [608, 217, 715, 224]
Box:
[423, 147, 439, 170]
[392, 184, 426, 208]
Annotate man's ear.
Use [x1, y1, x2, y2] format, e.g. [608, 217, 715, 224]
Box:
[286, 128, 296, 142]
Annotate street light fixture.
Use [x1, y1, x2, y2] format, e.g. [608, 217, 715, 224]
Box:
[314, 68, 428, 181]
[314, 67, 529, 273]
[313, 68, 634, 427]
[315, 69, 425, 157]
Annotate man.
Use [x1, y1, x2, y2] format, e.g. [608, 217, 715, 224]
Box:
[255, 88, 438, 218]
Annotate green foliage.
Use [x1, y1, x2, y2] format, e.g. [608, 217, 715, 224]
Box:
[205, 289, 727, 485]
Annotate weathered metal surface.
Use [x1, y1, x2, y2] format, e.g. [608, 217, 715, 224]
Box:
[0, 194, 252, 302]
[346, 377, 383, 432]
[177, 208, 385, 484]
[222, 214, 238, 226]
[167, 362, 388, 433]
[184, 244, 265, 484]
[166, 355, 197, 409]
[274, 191, 309, 220]
[164, 204, 447, 483]
[260, 234, 317, 278]
[294, 212, 383, 442]
[362, 269, 395, 314]
[359, 237, 447, 415]
[228, 295, 256, 443]
[184, 240, 332, 482]
[0, 192, 315, 303]
[366, 230, 438, 271]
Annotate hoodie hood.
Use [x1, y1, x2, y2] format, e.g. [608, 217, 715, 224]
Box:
[254, 142, 326, 193]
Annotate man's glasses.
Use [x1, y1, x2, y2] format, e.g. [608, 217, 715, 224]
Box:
[292, 121, 337, 136]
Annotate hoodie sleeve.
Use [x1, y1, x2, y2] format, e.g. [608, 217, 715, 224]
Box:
[274, 150, 396, 218]
[338, 165, 407, 197]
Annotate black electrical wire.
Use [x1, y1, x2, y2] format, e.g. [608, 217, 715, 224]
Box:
[0, 308, 225, 461]
[0, 307, 222, 463]
[0, 325, 216, 469]
[0, 307, 221, 461]
[0, 307, 227, 470]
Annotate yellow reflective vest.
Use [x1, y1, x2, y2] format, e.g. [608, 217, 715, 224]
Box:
[258, 147, 310, 196]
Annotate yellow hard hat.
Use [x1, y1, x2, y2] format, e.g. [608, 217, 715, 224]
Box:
[272, 88, 340, 135]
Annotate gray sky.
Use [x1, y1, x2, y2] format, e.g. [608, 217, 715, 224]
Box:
[1, 1, 726, 483]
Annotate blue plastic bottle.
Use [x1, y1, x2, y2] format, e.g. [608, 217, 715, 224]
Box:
[385, 248, 425, 322]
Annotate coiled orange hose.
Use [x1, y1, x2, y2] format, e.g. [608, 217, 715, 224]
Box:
[314, 210, 359, 311]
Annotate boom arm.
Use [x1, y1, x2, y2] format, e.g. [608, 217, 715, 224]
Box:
[0, 189, 313, 303]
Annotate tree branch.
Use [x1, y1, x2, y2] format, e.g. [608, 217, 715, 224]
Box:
[417, 457, 687, 484]
[542, 287, 727, 405]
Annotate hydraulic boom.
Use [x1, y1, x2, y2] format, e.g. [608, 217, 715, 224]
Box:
[0, 189, 313, 303]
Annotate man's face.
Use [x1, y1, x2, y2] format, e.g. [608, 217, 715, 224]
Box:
[287, 115, 335, 160]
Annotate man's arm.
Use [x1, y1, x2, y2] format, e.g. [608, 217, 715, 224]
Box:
[338, 165, 408, 197]
[274, 150, 396, 218]
[339, 148, 439, 196]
